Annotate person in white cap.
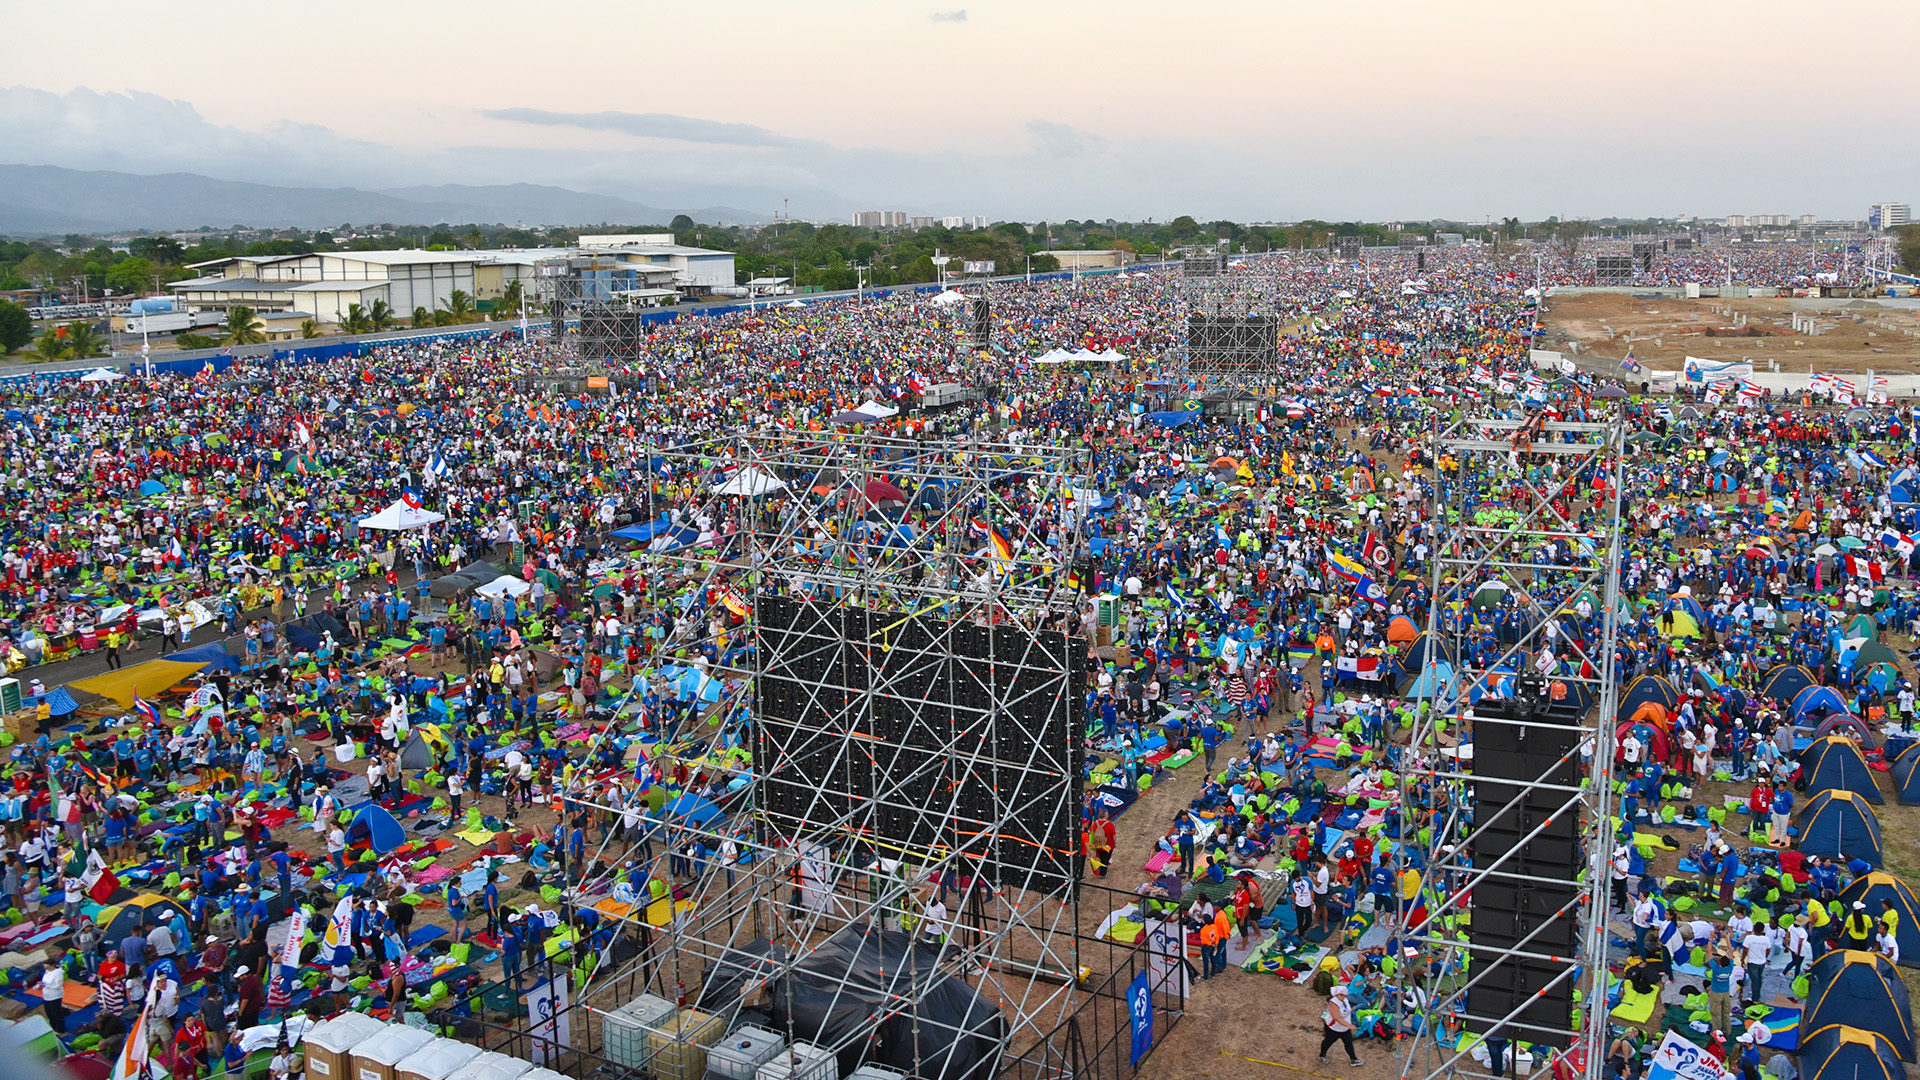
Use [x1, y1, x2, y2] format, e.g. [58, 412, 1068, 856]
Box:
[1318, 984, 1362, 1066]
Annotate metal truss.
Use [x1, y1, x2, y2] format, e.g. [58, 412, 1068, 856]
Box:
[1180, 248, 1282, 392]
[549, 431, 1126, 1080]
[1394, 414, 1627, 1080]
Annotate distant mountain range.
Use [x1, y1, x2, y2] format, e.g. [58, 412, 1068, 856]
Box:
[0, 165, 774, 235]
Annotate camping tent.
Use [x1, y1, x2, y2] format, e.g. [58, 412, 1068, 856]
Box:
[1792, 685, 1855, 725]
[168, 643, 244, 674]
[358, 499, 446, 531]
[1797, 1025, 1904, 1080]
[1838, 873, 1920, 966]
[69, 659, 208, 709]
[95, 894, 187, 942]
[1403, 660, 1459, 702]
[1761, 664, 1819, 705]
[1619, 675, 1682, 717]
[398, 725, 450, 770]
[1656, 608, 1703, 639]
[346, 805, 406, 855]
[1799, 950, 1914, 1058]
[1385, 616, 1419, 644]
[1894, 746, 1920, 804]
[1802, 736, 1885, 803]
[39, 687, 79, 719]
[1814, 712, 1878, 747]
[474, 575, 532, 600]
[714, 468, 785, 496]
[1797, 789, 1884, 866]
[1402, 631, 1455, 674]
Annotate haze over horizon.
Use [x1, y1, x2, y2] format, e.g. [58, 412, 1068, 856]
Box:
[5, 0, 1918, 224]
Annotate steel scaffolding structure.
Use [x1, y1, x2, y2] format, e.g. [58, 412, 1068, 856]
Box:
[1181, 247, 1282, 391]
[1393, 413, 1628, 1080]
[532, 431, 1174, 1080]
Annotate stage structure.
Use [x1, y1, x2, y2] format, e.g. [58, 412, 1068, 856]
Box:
[1181, 246, 1281, 388]
[540, 254, 655, 364]
[1393, 414, 1628, 1080]
[523, 432, 1180, 1080]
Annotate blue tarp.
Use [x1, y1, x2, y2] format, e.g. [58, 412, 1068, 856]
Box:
[612, 516, 673, 543]
[169, 644, 244, 674]
[663, 793, 724, 827]
[40, 687, 79, 718]
[1144, 410, 1200, 428]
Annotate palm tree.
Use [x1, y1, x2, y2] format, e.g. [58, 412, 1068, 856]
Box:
[27, 327, 69, 361]
[494, 280, 523, 320]
[411, 306, 432, 329]
[63, 322, 106, 359]
[368, 298, 395, 330]
[436, 289, 478, 326]
[340, 304, 372, 335]
[299, 319, 322, 339]
[176, 332, 217, 351]
[223, 306, 266, 346]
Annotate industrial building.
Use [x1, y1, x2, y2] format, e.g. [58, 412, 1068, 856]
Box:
[1871, 202, 1911, 231]
[168, 237, 736, 322]
[1045, 249, 1131, 270]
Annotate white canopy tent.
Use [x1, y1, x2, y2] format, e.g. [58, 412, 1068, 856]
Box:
[713, 467, 787, 496]
[358, 499, 447, 531]
[474, 575, 532, 599]
[854, 400, 900, 419]
[928, 290, 968, 307]
[80, 368, 125, 383]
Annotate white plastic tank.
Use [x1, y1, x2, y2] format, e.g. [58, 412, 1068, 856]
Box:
[707, 1024, 787, 1080]
[756, 1042, 838, 1080]
[601, 992, 678, 1070]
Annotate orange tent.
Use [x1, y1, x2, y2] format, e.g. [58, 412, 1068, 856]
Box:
[1387, 615, 1420, 644]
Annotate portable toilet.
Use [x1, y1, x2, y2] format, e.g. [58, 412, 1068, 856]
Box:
[304, 1014, 390, 1080]
[349, 1024, 436, 1080]
[395, 1038, 483, 1080]
[443, 1053, 533, 1080]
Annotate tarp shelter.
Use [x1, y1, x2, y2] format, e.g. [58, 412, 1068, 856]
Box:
[611, 516, 672, 543]
[1792, 685, 1855, 725]
[167, 643, 243, 674]
[458, 562, 507, 586]
[358, 499, 446, 531]
[69, 659, 207, 709]
[39, 687, 79, 718]
[427, 575, 477, 599]
[714, 468, 785, 496]
[1893, 745, 1920, 804]
[1144, 410, 1199, 428]
[1802, 736, 1883, 802]
[1762, 663, 1819, 705]
[346, 804, 406, 854]
[282, 613, 350, 653]
[1619, 675, 1682, 717]
[1797, 1025, 1904, 1080]
[95, 894, 186, 942]
[474, 575, 532, 599]
[1799, 950, 1914, 1058]
[1797, 789, 1883, 866]
[662, 793, 724, 828]
[1838, 873, 1920, 967]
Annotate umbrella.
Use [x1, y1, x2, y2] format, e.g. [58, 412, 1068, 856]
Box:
[863, 479, 907, 508]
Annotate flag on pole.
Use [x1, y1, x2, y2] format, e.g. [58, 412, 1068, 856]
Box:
[1845, 553, 1884, 582]
[132, 695, 161, 728]
[1622, 349, 1642, 374]
[1881, 529, 1915, 558]
[110, 1001, 151, 1080]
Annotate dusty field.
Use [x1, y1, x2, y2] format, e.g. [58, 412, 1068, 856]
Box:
[1539, 294, 1920, 375]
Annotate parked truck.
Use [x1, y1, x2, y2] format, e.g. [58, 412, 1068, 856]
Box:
[920, 382, 978, 410]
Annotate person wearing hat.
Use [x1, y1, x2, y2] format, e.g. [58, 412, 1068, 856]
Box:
[1317, 984, 1362, 1067]
[1842, 900, 1876, 948]
[233, 965, 263, 1030]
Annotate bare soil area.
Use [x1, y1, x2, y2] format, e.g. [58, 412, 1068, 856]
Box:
[1539, 294, 1920, 375]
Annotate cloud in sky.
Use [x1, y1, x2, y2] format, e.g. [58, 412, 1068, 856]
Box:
[1026, 121, 1102, 159]
[482, 108, 804, 149]
[929, 10, 966, 22]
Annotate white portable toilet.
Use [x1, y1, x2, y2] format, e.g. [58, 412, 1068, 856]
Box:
[304, 1014, 390, 1080]
[444, 1052, 533, 1080]
[349, 1025, 436, 1080]
[395, 1038, 483, 1080]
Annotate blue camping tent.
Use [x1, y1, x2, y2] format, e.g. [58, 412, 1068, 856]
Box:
[1761, 663, 1819, 706]
[1792, 684, 1855, 725]
[1893, 745, 1920, 805]
[1838, 872, 1920, 968]
[1797, 789, 1884, 867]
[1619, 675, 1682, 718]
[1404, 660, 1459, 702]
[1799, 950, 1914, 1059]
[1802, 735, 1885, 804]
[346, 805, 406, 855]
[1798, 1025, 1904, 1080]
[169, 643, 244, 674]
[662, 793, 724, 827]
[39, 687, 79, 718]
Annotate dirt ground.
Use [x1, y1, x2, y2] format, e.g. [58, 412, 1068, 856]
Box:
[1538, 294, 1920, 375]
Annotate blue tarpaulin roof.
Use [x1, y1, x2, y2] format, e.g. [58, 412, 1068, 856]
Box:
[169, 643, 243, 673]
[612, 515, 672, 542]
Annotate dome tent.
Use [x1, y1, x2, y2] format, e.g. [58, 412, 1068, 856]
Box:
[1798, 950, 1914, 1059]
[1619, 674, 1682, 717]
[345, 804, 406, 855]
[1801, 735, 1884, 803]
[1798, 1025, 1904, 1080]
[1791, 685, 1854, 725]
[1837, 873, 1920, 967]
[1797, 789, 1884, 867]
[1892, 745, 1920, 804]
[1760, 663, 1818, 705]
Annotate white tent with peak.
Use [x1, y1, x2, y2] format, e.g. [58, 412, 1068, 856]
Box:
[358, 498, 446, 531]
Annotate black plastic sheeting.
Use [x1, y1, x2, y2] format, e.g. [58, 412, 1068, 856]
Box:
[697, 926, 1005, 1080]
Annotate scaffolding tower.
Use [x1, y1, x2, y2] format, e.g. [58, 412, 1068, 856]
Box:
[531, 432, 1179, 1080]
[1394, 413, 1628, 1080]
[1181, 246, 1281, 391]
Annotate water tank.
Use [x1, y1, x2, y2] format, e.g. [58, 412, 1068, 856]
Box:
[129, 297, 174, 315]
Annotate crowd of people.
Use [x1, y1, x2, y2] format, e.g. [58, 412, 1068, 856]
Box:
[0, 241, 1912, 1080]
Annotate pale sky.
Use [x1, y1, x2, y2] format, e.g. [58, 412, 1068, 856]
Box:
[4, 0, 1917, 221]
